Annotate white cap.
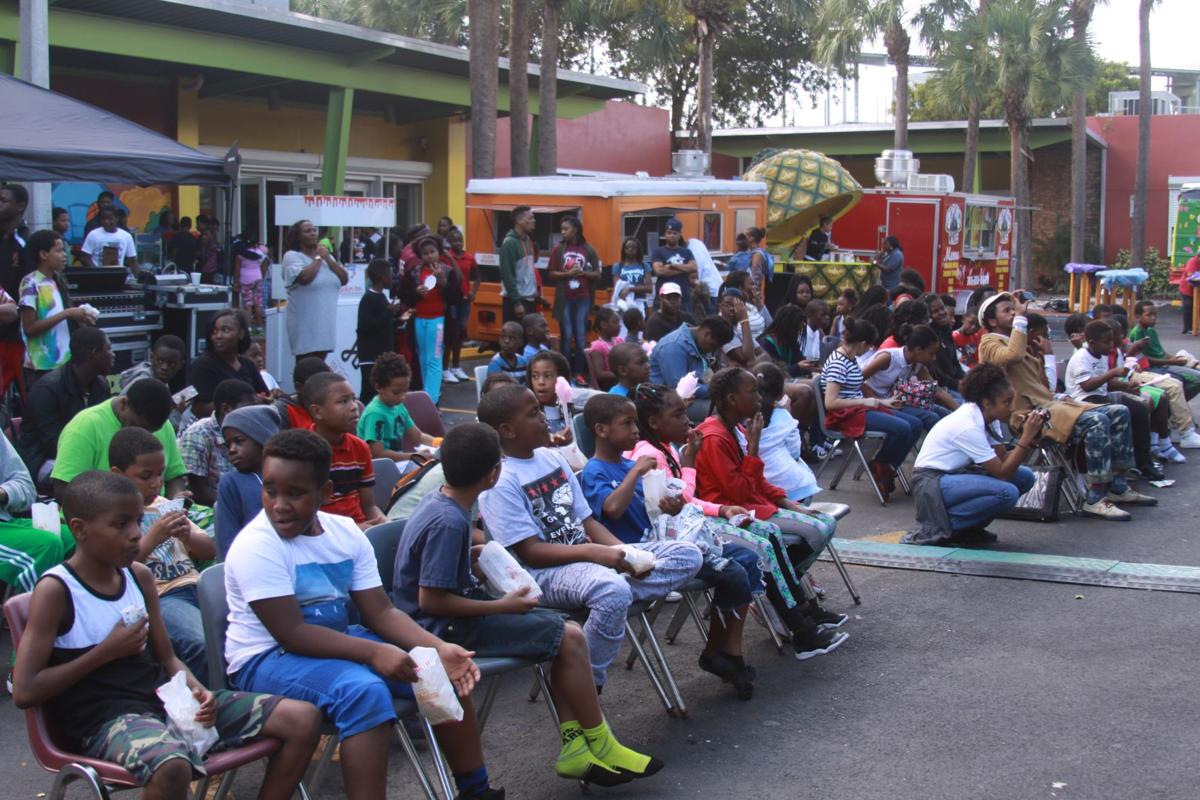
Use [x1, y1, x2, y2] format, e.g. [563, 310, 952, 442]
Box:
[659, 282, 682, 296]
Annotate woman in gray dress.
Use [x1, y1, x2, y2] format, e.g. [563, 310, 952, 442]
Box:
[282, 219, 348, 365]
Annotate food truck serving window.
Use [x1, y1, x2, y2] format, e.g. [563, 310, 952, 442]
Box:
[965, 204, 998, 255]
[490, 207, 582, 253]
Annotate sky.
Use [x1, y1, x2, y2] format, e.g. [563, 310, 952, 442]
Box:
[778, 0, 1196, 128]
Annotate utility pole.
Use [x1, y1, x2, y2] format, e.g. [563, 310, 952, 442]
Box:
[20, 0, 51, 230]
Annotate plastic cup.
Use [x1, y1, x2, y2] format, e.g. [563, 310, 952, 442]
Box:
[190, 273, 201, 286]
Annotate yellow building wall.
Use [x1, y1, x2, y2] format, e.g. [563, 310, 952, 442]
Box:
[176, 81, 201, 219]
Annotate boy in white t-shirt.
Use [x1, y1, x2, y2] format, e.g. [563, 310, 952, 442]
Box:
[224, 429, 502, 800]
[1064, 319, 1125, 404]
[79, 207, 138, 271]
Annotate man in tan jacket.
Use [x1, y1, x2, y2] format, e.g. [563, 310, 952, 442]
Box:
[977, 291, 1153, 521]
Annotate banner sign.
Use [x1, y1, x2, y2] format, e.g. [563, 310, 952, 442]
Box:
[274, 195, 396, 227]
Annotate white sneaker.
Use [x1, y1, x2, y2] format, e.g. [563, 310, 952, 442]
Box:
[1105, 488, 1157, 506]
[1178, 429, 1200, 449]
[452, 367, 470, 381]
[442, 369, 460, 384]
[1082, 499, 1132, 521]
[1158, 443, 1187, 463]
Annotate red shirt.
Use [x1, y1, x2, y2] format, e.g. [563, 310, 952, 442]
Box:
[693, 416, 788, 520]
[953, 329, 982, 367]
[284, 400, 313, 431]
[550, 243, 594, 301]
[1180, 255, 1200, 298]
[317, 431, 375, 523]
[413, 263, 445, 319]
[452, 250, 477, 285]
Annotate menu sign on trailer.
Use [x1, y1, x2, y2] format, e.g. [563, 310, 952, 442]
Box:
[274, 195, 397, 228]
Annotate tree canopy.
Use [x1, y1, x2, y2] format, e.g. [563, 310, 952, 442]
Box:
[910, 57, 1137, 121]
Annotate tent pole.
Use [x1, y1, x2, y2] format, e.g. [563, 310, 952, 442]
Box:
[19, 0, 51, 230]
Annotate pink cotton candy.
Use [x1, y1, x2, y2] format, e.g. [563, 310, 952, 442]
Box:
[555, 376, 574, 407]
[676, 372, 699, 402]
[642, 340, 656, 356]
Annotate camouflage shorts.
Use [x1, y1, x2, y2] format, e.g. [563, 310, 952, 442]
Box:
[81, 690, 281, 784]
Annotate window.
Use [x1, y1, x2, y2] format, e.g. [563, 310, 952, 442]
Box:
[703, 212, 722, 251]
[492, 208, 581, 253]
[622, 209, 681, 257]
[964, 204, 998, 255]
[734, 207, 757, 235]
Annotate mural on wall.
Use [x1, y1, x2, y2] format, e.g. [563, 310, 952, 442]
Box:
[51, 182, 174, 241]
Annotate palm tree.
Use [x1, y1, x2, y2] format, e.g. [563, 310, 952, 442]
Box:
[1129, 0, 1156, 265]
[685, 2, 736, 164]
[988, 0, 1091, 287]
[1068, 0, 1099, 263]
[537, 0, 567, 175]
[468, 0, 500, 178]
[920, 0, 989, 192]
[816, 0, 911, 150]
[509, 0, 531, 177]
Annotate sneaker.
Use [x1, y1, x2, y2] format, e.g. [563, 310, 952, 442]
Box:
[697, 652, 754, 700]
[793, 629, 849, 661]
[1106, 488, 1157, 506]
[1178, 429, 1200, 449]
[812, 442, 837, 460]
[1157, 445, 1186, 464]
[452, 366, 471, 381]
[805, 604, 848, 631]
[442, 369, 461, 384]
[663, 591, 682, 603]
[1082, 499, 1132, 521]
[1138, 461, 1168, 481]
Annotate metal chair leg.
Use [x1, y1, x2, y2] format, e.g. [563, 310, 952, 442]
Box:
[420, 717, 456, 800]
[636, 610, 687, 717]
[306, 734, 338, 796]
[623, 619, 675, 715]
[827, 443, 856, 490]
[533, 664, 561, 727]
[209, 771, 238, 800]
[896, 466, 913, 496]
[751, 595, 785, 653]
[683, 591, 709, 642]
[853, 441, 888, 505]
[396, 721, 442, 800]
[824, 539, 862, 605]
[663, 599, 691, 644]
[50, 763, 111, 800]
[476, 674, 503, 730]
[814, 443, 839, 479]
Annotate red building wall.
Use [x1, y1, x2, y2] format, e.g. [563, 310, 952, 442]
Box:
[1088, 114, 1200, 264]
[486, 100, 671, 178]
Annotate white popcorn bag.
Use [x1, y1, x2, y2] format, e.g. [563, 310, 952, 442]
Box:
[476, 541, 542, 602]
[409, 646, 464, 725]
[156, 671, 219, 758]
[31, 501, 60, 534]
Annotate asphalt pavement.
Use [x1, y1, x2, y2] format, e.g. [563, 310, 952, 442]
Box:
[3, 303, 1198, 799]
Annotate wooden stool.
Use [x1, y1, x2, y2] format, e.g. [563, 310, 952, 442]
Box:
[1192, 292, 1200, 337]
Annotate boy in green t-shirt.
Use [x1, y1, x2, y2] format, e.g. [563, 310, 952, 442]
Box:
[356, 352, 441, 464]
[1131, 300, 1200, 400]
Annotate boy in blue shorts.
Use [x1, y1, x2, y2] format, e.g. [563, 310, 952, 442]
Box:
[13, 471, 320, 800]
[224, 429, 501, 800]
[394, 422, 663, 786]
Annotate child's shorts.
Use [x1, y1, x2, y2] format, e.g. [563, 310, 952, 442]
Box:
[441, 604, 567, 662]
[81, 690, 280, 784]
[231, 625, 416, 741]
[239, 280, 263, 309]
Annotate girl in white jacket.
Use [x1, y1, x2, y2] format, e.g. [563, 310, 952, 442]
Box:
[754, 363, 821, 502]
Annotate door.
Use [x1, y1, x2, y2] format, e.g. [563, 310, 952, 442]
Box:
[886, 198, 939, 289]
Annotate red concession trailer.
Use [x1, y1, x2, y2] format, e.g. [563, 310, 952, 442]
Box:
[831, 186, 1016, 297]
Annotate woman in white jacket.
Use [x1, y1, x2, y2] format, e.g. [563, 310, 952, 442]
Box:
[754, 363, 821, 502]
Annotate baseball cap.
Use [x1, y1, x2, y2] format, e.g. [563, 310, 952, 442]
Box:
[666, 218, 683, 232]
[659, 283, 683, 296]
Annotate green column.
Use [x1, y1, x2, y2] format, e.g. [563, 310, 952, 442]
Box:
[0, 41, 14, 75]
[321, 86, 354, 195]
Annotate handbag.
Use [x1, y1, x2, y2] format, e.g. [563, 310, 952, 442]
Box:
[996, 464, 1064, 522]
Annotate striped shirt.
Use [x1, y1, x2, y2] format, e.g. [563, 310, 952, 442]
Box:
[820, 350, 865, 399]
[320, 432, 375, 524]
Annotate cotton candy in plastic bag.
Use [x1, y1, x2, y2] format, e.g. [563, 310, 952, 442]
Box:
[156, 671, 219, 758]
[642, 469, 668, 520]
[410, 646, 464, 725]
[476, 541, 542, 602]
[31, 501, 60, 535]
[676, 372, 700, 402]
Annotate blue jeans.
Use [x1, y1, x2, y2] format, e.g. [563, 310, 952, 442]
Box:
[413, 316, 444, 404]
[866, 410, 922, 467]
[898, 404, 950, 432]
[939, 467, 1036, 532]
[160, 585, 208, 686]
[559, 296, 591, 376]
[1071, 405, 1133, 485]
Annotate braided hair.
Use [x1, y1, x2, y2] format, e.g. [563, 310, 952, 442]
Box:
[633, 383, 683, 478]
[709, 366, 754, 456]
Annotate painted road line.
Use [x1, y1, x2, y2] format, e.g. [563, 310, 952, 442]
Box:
[819, 538, 1200, 594]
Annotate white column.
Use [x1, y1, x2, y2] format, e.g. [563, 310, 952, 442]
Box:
[19, 0, 52, 230]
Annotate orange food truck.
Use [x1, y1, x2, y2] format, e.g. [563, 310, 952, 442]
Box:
[463, 176, 768, 344]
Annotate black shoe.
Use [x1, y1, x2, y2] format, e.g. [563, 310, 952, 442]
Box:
[1139, 462, 1167, 481]
[793, 629, 849, 661]
[456, 789, 506, 800]
[946, 528, 999, 547]
[804, 604, 849, 631]
[698, 651, 755, 700]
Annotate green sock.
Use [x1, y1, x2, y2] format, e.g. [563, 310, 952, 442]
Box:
[582, 720, 662, 777]
[555, 722, 625, 784]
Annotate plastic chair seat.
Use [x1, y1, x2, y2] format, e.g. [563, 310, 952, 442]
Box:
[403, 391, 445, 437]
